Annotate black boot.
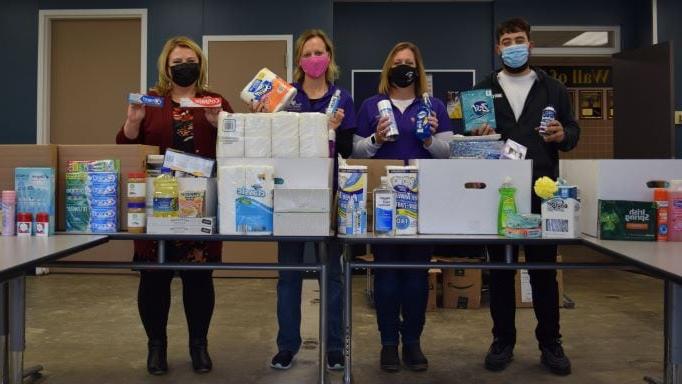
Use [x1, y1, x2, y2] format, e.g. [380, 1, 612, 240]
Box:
[402, 343, 428, 372]
[190, 338, 213, 373]
[147, 339, 168, 375]
[380, 345, 400, 372]
[540, 340, 572, 376]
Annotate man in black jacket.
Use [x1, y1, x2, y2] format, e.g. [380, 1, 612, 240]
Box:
[472, 18, 580, 376]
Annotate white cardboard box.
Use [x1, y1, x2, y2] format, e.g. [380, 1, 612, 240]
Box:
[217, 158, 332, 189]
[146, 217, 216, 234]
[413, 159, 532, 234]
[541, 197, 580, 238]
[274, 189, 331, 212]
[274, 212, 330, 236]
[560, 159, 682, 237]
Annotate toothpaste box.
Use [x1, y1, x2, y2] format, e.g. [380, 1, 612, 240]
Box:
[460, 89, 497, 133]
[15, 167, 56, 235]
[386, 166, 418, 235]
[598, 200, 656, 241]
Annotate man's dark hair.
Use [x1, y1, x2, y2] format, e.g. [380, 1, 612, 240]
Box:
[496, 18, 531, 43]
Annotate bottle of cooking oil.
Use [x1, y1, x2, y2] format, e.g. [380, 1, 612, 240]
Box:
[153, 167, 179, 217]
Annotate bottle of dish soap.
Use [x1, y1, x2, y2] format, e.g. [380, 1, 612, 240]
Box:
[498, 177, 517, 236]
[373, 176, 396, 236]
[153, 167, 179, 218]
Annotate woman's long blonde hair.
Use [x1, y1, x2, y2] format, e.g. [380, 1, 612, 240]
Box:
[293, 29, 340, 84]
[378, 42, 428, 96]
[152, 36, 209, 96]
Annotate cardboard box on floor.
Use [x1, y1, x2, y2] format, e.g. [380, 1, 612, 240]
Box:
[515, 255, 565, 308]
[427, 269, 441, 312]
[438, 257, 482, 309]
[57, 144, 159, 231]
[346, 159, 403, 232]
[0, 145, 58, 192]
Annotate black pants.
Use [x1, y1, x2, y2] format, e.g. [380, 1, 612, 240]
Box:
[138, 270, 215, 341]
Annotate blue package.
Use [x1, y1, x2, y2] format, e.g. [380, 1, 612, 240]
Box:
[88, 183, 118, 197]
[449, 135, 504, 159]
[88, 172, 118, 185]
[15, 167, 56, 235]
[90, 196, 118, 208]
[90, 207, 118, 221]
[460, 89, 497, 133]
[90, 220, 117, 233]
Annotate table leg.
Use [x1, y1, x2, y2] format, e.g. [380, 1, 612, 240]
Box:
[8, 277, 24, 384]
[504, 244, 514, 264]
[0, 282, 7, 384]
[157, 240, 166, 264]
[664, 280, 682, 384]
[343, 244, 353, 384]
[318, 241, 328, 384]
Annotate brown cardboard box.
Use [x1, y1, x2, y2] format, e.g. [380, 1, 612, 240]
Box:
[440, 257, 482, 309]
[215, 242, 278, 278]
[346, 159, 403, 232]
[0, 145, 58, 192]
[57, 144, 159, 231]
[427, 269, 441, 312]
[515, 255, 565, 308]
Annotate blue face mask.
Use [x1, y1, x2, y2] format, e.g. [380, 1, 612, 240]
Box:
[501, 44, 529, 70]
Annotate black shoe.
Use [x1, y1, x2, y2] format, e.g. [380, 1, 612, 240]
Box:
[271, 350, 295, 370]
[327, 351, 344, 371]
[540, 340, 572, 376]
[380, 346, 400, 372]
[484, 339, 514, 372]
[147, 339, 168, 375]
[189, 338, 213, 374]
[402, 343, 428, 372]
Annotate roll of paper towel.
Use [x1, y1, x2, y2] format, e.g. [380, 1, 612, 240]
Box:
[218, 164, 274, 235]
[386, 165, 419, 235]
[272, 112, 300, 158]
[218, 165, 244, 235]
[217, 112, 245, 158]
[299, 113, 329, 158]
[240, 68, 297, 113]
[245, 113, 272, 158]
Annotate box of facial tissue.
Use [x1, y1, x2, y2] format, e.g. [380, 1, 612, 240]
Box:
[15, 167, 56, 235]
[386, 166, 418, 235]
[460, 89, 496, 133]
[541, 197, 580, 238]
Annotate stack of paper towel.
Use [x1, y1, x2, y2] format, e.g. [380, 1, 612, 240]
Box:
[217, 111, 328, 159]
[218, 164, 274, 235]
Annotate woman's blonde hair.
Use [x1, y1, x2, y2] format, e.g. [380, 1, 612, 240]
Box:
[152, 36, 209, 96]
[293, 29, 340, 84]
[378, 42, 428, 96]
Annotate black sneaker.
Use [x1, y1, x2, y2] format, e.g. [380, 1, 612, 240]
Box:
[327, 351, 344, 371]
[402, 343, 428, 372]
[540, 340, 572, 376]
[484, 339, 514, 372]
[270, 350, 294, 370]
[380, 345, 400, 372]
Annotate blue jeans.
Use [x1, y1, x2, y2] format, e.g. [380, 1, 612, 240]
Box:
[373, 244, 432, 346]
[276, 241, 343, 353]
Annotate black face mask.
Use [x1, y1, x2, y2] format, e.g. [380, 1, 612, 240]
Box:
[389, 64, 418, 88]
[170, 62, 200, 87]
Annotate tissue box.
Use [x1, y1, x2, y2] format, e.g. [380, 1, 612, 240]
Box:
[598, 200, 656, 241]
[541, 197, 580, 238]
[147, 217, 216, 235]
[414, 159, 532, 234]
[217, 158, 333, 189]
[560, 159, 682, 237]
[15, 167, 56, 235]
[163, 149, 215, 177]
[273, 212, 330, 236]
[274, 189, 331, 213]
[460, 89, 497, 133]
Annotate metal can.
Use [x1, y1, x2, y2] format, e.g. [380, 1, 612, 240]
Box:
[539, 106, 556, 136]
[377, 99, 399, 142]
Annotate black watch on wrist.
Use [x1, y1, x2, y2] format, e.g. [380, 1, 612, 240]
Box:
[370, 134, 377, 145]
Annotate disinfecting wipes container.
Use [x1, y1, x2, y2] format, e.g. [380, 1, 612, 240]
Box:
[386, 166, 418, 235]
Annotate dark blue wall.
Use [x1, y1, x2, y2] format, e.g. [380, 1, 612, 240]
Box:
[0, 0, 333, 144]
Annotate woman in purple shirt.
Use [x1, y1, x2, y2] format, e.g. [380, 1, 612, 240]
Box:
[253, 29, 355, 372]
[352, 42, 453, 373]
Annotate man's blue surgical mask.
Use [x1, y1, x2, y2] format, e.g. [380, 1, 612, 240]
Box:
[501, 44, 530, 73]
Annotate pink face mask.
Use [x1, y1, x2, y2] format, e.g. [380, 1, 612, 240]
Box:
[300, 54, 330, 79]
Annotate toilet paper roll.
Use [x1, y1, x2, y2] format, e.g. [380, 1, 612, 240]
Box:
[272, 112, 300, 158]
[245, 136, 272, 158]
[299, 112, 329, 158]
[245, 113, 272, 138]
[218, 165, 245, 234]
[217, 112, 246, 158]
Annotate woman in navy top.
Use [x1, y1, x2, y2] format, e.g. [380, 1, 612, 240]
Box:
[352, 41, 453, 373]
[253, 29, 356, 371]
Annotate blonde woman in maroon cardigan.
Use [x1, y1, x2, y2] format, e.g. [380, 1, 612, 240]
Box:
[116, 36, 232, 376]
